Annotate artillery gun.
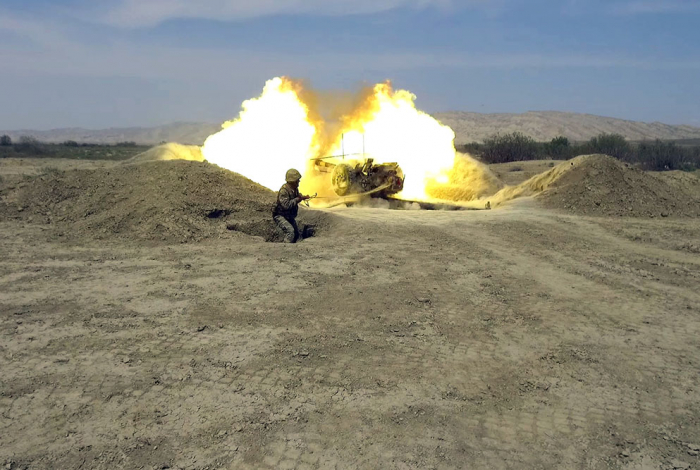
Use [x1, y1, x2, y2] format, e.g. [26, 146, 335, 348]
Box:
[330, 159, 403, 197]
[311, 134, 404, 198]
[309, 134, 489, 211]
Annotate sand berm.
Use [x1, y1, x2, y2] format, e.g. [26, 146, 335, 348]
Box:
[1, 148, 699, 244]
[0, 157, 331, 243]
[492, 154, 700, 218]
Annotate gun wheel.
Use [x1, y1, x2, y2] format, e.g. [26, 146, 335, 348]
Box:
[331, 163, 352, 196]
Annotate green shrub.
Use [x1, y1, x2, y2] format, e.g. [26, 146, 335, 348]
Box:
[63, 140, 79, 147]
[0, 135, 11, 146]
[14, 136, 52, 156]
[545, 136, 572, 160]
[481, 132, 539, 163]
[636, 140, 699, 171]
[585, 133, 632, 161]
[459, 142, 483, 155]
[469, 132, 699, 172]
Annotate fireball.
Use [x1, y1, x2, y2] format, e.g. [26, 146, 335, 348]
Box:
[202, 76, 488, 202]
[327, 82, 456, 200]
[201, 77, 317, 191]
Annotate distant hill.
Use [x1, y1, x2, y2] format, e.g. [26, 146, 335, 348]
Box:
[3, 112, 700, 146]
[433, 111, 700, 144]
[0, 122, 222, 146]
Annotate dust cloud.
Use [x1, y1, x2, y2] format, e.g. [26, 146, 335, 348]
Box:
[127, 143, 204, 163]
[425, 152, 504, 203]
[132, 78, 531, 207]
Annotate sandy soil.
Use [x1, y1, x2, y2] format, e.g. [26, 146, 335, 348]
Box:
[2, 159, 700, 470]
[0, 158, 113, 177]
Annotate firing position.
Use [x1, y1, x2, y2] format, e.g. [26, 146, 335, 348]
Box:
[273, 169, 310, 243]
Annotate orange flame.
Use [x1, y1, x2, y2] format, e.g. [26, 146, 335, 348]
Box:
[324, 82, 456, 199]
[202, 77, 495, 202]
[201, 77, 317, 191]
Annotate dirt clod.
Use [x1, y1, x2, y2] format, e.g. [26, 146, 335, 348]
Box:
[671, 460, 691, 470]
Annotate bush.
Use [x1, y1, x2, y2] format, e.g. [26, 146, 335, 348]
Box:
[0, 135, 11, 146]
[14, 136, 52, 156]
[635, 140, 699, 171]
[481, 132, 539, 163]
[545, 136, 572, 160]
[585, 133, 632, 161]
[63, 140, 79, 147]
[691, 147, 700, 169]
[463, 131, 699, 172]
[459, 142, 483, 156]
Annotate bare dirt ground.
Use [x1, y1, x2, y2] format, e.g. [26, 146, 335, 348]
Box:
[0, 158, 113, 177]
[2, 159, 700, 470]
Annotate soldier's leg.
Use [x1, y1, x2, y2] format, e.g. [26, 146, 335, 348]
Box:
[289, 218, 300, 243]
[273, 216, 296, 243]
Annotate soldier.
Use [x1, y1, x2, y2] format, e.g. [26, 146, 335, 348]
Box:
[273, 169, 310, 243]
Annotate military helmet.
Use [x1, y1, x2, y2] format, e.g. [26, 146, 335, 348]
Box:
[285, 168, 302, 182]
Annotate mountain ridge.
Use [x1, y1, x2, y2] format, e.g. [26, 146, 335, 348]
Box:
[2, 112, 700, 146]
[435, 111, 700, 144]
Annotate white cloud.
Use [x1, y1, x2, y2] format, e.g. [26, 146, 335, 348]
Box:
[90, 0, 466, 27]
[611, 0, 700, 14]
[1, 9, 699, 93]
[2, 37, 698, 85]
[0, 14, 77, 51]
[2, 10, 699, 83]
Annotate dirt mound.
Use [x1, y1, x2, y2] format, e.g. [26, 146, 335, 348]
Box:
[493, 154, 700, 217]
[650, 170, 700, 200]
[0, 160, 329, 242]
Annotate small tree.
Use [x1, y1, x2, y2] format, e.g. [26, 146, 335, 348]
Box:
[691, 146, 700, 170]
[482, 132, 539, 163]
[636, 140, 690, 171]
[63, 140, 79, 147]
[0, 135, 11, 146]
[586, 133, 632, 161]
[460, 142, 483, 156]
[545, 136, 571, 159]
[15, 136, 49, 155]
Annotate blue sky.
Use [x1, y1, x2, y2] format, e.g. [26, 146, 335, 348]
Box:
[1, 0, 699, 129]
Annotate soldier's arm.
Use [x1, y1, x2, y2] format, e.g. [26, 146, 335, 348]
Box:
[278, 187, 300, 210]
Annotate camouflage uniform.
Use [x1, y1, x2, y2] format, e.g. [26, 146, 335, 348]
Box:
[273, 183, 301, 243]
